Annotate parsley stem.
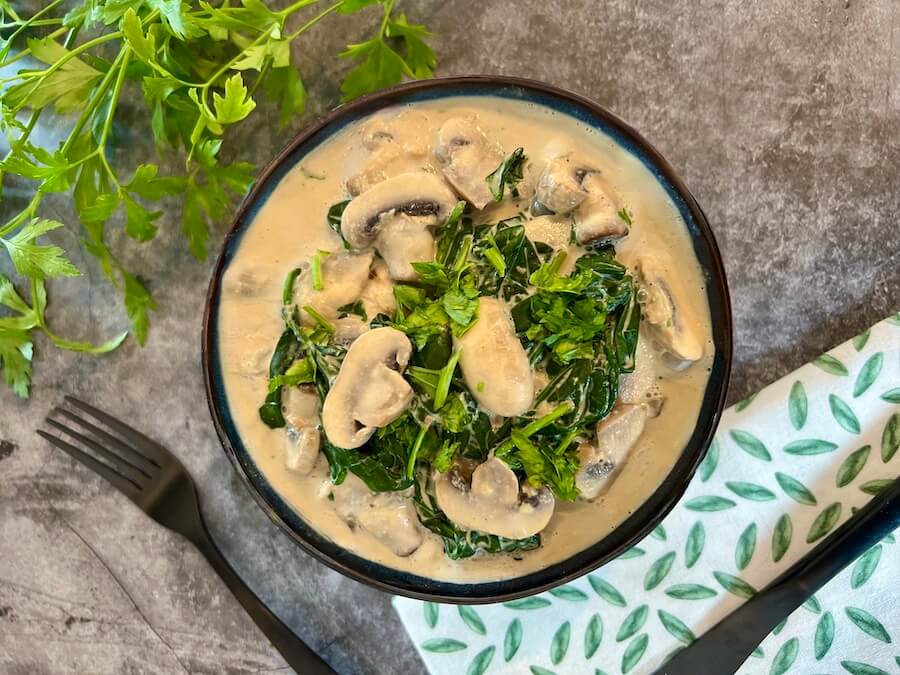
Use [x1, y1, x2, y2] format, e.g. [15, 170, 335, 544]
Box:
[0, 0, 66, 52]
[61, 49, 126, 155]
[310, 251, 325, 291]
[482, 234, 506, 276]
[0, 25, 84, 237]
[282, 267, 302, 305]
[379, 0, 395, 36]
[433, 348, 462, 410]
[9, 31, 123, 114]
[495, 401, 574, 457]
[286, 0, 345, 41]
[99, 48, 131, 148]
[278, 0, 321, 18]
[406, 422, 429, 480]
[520, 401, 575, 436]
[302, 305, 334, 333]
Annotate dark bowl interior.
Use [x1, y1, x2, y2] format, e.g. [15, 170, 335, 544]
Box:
[202, 75, 733, 604]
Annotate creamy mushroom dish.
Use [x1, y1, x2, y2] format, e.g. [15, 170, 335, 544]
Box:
[217, 98, 714, 581]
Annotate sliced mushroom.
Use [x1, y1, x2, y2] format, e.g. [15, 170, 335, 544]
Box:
[360, 259, 397, 318]
[333, 475, 423, 556]
[523, 215, 572, 250]
[375, 214, 436, 281]
[347, 112, 434, 195]
[575, 403, 653, 499]
[532, 153, 592, 215]
[454, 297, 534, 417]
[618, 334, 663, 407]
[340, 172, 457, 280]
[293, 250, 374, 324]
[435, 458, 554, 539]
[435, 117, 504, 209]
[635, 257, 704, 365]
[359, 109, 431, 156]
[340, 172, 457, 248]
[345, 144, 405, 196]
[573, 173, 628, 245]
[322, 327, 414, 449]
[282, 385, 321, 475]
[332, 316, 369, 343]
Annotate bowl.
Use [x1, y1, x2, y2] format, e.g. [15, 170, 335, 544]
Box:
[202, 75, 733, 603]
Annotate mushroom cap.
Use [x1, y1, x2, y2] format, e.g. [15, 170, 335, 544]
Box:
[533, 153, 592, 215]
[573, 173, 628, 245]
[285, 426, 320, 475]
[435, 117, 504, 209]
[435, 458, 555, 539]
[293, 250, 375, 324]
[333, 474, 423, 557]
[455, 297, 534, 417]
[523, 215, 572, 250]
[575, 403, 650, 499]
[321, 327, 414, 449]
[360, 259, 397, 319]
[282, 384, 320, 429]
[618, 334, 663, 406]
[375, 213, 436, 281]
[340, 171, 458, 249]
[635, 257, 704, 364]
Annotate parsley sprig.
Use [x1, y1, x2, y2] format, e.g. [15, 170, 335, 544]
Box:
[0, 0, 436, 398]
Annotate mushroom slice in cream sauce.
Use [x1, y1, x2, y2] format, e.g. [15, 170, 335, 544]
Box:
[217, 98, 714, 582]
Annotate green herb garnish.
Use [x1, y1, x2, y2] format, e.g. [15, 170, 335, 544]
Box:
[486, 147, 526, 202]
[0, 0, 437, 398]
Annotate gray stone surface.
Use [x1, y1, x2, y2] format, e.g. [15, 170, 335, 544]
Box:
[1, 1, 898, 673]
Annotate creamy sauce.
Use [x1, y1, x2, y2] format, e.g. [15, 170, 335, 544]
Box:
[216, 98, 714, 582]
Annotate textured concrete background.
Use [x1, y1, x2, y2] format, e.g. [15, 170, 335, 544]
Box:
[1, 1, 898, 673]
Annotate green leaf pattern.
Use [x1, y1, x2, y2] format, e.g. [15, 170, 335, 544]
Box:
[396, 316, 900, 675]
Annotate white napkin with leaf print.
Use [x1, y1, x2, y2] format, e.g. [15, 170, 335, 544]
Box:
[393, 312, 900, 675]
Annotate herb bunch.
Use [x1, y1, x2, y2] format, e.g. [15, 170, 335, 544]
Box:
[0, 0, 437, 398]
[259, 148, 641, 558]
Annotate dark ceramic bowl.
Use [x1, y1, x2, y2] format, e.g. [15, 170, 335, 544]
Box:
[202, 76, 733, 604]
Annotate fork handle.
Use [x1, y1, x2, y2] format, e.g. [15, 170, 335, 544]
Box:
[657, 477, 900, 675]
[192, 527, 336, 674]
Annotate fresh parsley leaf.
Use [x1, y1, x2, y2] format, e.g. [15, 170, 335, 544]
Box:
[510, 429, 580, 501]
[1, 219, 81, 278]
[340, 38, 408, 101]
[336, 300, 367, 321]
[442, 275, 479, 334]
[395, 299, 449, 349]
[432, 439, 459, 473]
[124, 164, 184, 200]
[338, 0, 380, 14]
[262, 65, 307, 127]
[268, 355, 316, 391]
[6, 39, 102, 113]
[386, 13, 436, 79]
[122, 9, 156, 62]
[438, 395, 469, 433]
[123, 272, 156, 345]
[486, 147, 526, 202]
[410, 261, 449, 289]
[123, 194, 161, 241]
[0, 327, 34, 398]
[213, 73, 256, 125]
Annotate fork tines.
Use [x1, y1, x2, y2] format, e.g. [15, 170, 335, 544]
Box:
[38, 396, 164, 496]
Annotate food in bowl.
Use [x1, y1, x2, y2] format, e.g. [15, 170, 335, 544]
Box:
[216, 97, 714, 582]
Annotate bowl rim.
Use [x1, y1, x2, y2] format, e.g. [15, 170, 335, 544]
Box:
[202, 74, 733, 604]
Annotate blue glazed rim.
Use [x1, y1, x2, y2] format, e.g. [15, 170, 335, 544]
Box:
[202, 76, 733, 604]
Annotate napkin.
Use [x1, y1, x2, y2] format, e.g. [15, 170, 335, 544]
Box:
[393, 313, 900, 675]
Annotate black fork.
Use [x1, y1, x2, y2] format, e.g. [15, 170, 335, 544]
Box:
[39, 395, 335, 675]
